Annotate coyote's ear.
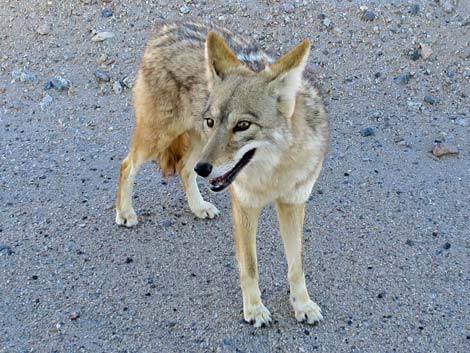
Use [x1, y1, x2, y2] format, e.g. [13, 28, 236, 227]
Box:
[205, 32, 243, 89]
[265, 39, 310, 118]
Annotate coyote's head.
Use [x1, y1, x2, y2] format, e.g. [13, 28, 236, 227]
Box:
[195, 32, 311, 192]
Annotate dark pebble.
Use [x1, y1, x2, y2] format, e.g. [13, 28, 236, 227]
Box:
[360, 127, 375, 137]
[394, 72, 412, 85]
[223, 338, 233, 345]
[377, 292, 385, 299]
[50, 76, 71, 91]
[442, 242, 451, 250]
[70, 312, 80, 320]
[162, 219, 172, 228]
[31, 275, 38, 280]
[44, 81, 53, 90]
[447, 71, 455, 78]
[410, 4, 420, 15]
[304, 329, 310, 335]
[347, 319, 353, 325]
[362, 10, 376, 21]
[125, 257, 133, 263]
[405, 239, 414, 246]
[101, 8, 113, 17]
[432, 230, 439, 237]
[424, 95, 439, 104]
[0, 245, 14, 255]
[410, 49, 421, 61]
[94, 69, 110, 82]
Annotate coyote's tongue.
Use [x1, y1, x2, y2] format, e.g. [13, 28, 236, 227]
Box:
[209, 149, 256, 192]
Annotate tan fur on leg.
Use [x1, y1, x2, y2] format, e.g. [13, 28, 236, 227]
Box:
[276, 201, 323, 324]
[231, 190, 271, 327]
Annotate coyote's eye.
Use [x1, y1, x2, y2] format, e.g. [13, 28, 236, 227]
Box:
[233, 120, 251, 132]
[205, 118, 214, 128]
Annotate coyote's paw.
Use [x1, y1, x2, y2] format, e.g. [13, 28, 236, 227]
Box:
[190, 201, 220, 219]
[116, 208, 138, 227]
[244, 303, 272, 328]
[292, 299, 323, 324]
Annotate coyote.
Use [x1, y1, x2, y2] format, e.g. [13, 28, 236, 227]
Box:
[116, 22, 329, 327]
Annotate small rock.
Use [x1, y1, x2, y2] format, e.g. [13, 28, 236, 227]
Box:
[280, 2, 295, 14]
[70, 312, 80, 320]
[410, 4, 420, 15]
[31, 275, 38, 280]
[223, 338, 233, 346]
[360, 127, 375, 137]
[94, 68, 110, 82]
[362, 10, 376, 21]
[394, 72, 412, 85]
[420, 43, 433, 60]
[442, 242, 451, 250]
[120, 76, 133, 88]
[97, 53, 108, 65]
[179, 4, 190, 14]
[322, 18, 332, 28]
[125, 257, 133, 264]
[441, 0, 454, 13]
[405, 239, 415, 246]
[92, 31, 115, 42]
[101, 8, 113, 17]
[0, 85, 6, 94]
[44, 81, 53, 90]
[50, 76, 71, 91]
[424, 95, 439, 104]
[432, 143, 459, 157]
[409, 49, 421, 61]
[457, 118, 468, 127]
[40, 94, 53, 110]
[113, 81, 123, 94]
[162, 219, 172, 228]
[36, 23, 52, 35]
[0, 245, 14, 255]
[12, 70, 37, 83]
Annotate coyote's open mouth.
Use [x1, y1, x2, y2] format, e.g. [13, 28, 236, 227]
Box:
[209, 149, 256, 192]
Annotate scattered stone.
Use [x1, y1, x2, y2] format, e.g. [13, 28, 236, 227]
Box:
[44, 81, 53, 90]
[432, 143, 459, 157]
[394, 72, 412, 85]
[457, 118, 468, 127]
[377, 292, 385, 299]
[40, 94, 53, 110]
[0, 245, 14, 255]
[12, 70, 37, 83]
[446, 71, 455, 78]
[97, 53, 108, 66]
[162, 219, 172, 228]
[322, 18, 332, 28]
[113, 81, 123, 94]
[280, 2, 295, 14]
[420, 43, 433, 60]
[424, 95, 439, 104]
[36, 23, 52, 35]
[101, 8, 113, 17]
[70, 312, 80, 320]
[410, 49, 421, 61]
[441, 0, 454, 13]
[223, 338, 233, 346]
[31, 275, 38, 280]
[0, 85, 6, 94]
[362, 10, 376, 21]
[92, 31, 115, 42]
[442, 242, 451, 250]
[94, 68, 110, 82]
[120, 76, 133, 88]
[410, 4, 420, 15]
[50, 76, 71, 91]
[125, 257, 133, 264]
[405, 239, 415, 246]
[179, 4, 190, 14]
[360, 127, 375, 137]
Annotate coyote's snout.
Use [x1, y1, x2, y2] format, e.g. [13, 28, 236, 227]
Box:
[116, 22, 329, 327]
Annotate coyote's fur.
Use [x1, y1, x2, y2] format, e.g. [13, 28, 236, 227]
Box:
[116, 22, 329, 327]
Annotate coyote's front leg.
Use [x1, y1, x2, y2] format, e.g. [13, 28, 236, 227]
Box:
[231, 191, 271, 327]
[276, 201, 323, 324]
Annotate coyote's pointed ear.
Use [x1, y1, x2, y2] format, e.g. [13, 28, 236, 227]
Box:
[205, 32, 243, 89]
[265, 39, 311, 118]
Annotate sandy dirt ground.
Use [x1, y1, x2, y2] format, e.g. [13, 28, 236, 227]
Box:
[1, 0, 469, 352]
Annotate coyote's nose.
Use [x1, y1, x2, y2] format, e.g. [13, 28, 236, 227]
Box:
[194, 162, 213, 177]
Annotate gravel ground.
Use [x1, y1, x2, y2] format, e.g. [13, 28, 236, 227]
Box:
[1, 1, 469, 352]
